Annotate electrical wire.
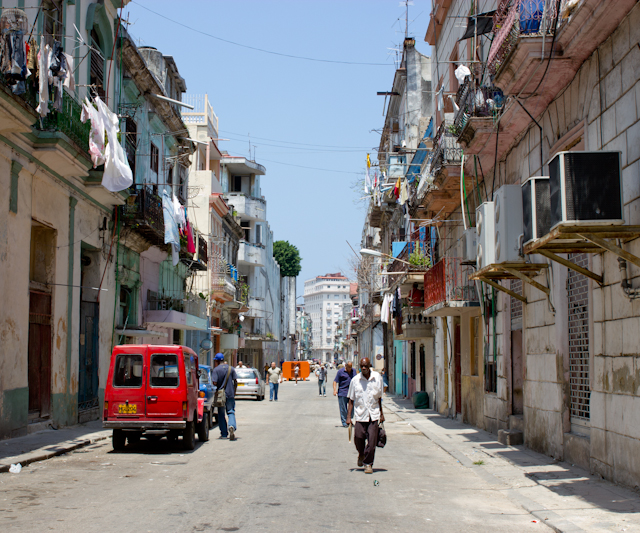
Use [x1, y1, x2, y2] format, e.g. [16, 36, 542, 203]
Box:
[129, 1, 393, 67]
[219, 130, 372, 150]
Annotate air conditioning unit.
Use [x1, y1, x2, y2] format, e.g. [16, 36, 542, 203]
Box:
[476, 201, 495, 269]
[549, 151, 623, 229]
[461, 228, 477, 263]
[494, 185, 524, 263]
[522, 176, 551, 245]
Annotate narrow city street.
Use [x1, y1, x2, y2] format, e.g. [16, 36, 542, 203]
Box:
[0, 374, 546, 533]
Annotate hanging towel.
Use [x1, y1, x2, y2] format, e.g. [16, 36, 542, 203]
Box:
[35, 37, 50, 117]
[399, 179, 408, 205]
[95, 97, 133, 192]
[62, 52, 74, 91]
[186, 221, 196, 254]
[162, 189, 181, 266]
[81, 97, 106, 167]
[381, 293, 390, 324]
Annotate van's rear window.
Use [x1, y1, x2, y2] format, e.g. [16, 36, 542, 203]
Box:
[150, 354, 179, 387]
[113, 354, 143, 388]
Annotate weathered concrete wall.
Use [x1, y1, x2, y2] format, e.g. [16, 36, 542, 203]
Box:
[482, 2, 640, 488]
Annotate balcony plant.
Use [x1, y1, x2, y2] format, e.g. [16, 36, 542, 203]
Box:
[408, 247, 431, 268]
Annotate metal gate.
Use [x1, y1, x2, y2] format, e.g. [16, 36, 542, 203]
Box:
[567, 253, 590, 421]
[78, 301, 99, 414]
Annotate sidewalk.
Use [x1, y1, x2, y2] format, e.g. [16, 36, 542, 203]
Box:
[0, 420, 111, 473]
[384, 396, 640, 533]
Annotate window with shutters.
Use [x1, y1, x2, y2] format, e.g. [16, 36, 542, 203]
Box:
[567, 253, 590, 422]
[42, 0, 63, 48]
[124, 117, 137, 179]
[150, 143, 159, 175]
[90, 29, 105, 98]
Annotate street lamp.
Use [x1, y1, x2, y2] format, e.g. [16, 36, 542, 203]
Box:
[360, 248, 413, 267]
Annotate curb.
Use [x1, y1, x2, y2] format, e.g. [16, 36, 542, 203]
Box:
[0, 432, 111, 474]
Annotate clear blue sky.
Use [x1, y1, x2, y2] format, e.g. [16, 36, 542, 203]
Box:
[124, 0, 431, 294]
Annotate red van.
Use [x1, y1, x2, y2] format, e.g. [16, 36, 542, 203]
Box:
[103, 344, 209, 450]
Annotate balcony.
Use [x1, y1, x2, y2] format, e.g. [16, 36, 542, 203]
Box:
[429, 120, 463, 177]
[181, 94, 219, 139]
[453, 79, 504, 155]
[238, 241, 265, 267]
[424, 258, 480, 317]
[224, 193, 266, 221]
[397, 308, 434, 340]
[469, 0, 636, 191]
[488, 0, 559, 82]
[121, 186, 165, 247]
[211, 272, 236, 303]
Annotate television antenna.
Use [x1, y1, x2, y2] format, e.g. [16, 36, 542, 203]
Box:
[399, 0, 414, 37]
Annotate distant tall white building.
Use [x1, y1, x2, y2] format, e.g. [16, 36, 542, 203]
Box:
[303, 273, 351, 362]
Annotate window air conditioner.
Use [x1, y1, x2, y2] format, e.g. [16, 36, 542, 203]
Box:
[461, 227, 477, 263]
[494, 184, 524, 263]
[476, 201, 495, 269]
[522, 176, 551, 245]
[549, 151, 623, 229]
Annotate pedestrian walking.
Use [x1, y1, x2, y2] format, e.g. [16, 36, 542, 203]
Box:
[294, 363, 300, 385]
[333, 361, 355, 427]
[346, 357, 384, 474]
[316, 363, 327, 396]
[381, 368, 389, 393]
[267, 361, 282, 401]
[211, 353, 238, 441]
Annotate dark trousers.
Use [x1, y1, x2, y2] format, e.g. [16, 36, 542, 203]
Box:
[354, 420, 379, 466]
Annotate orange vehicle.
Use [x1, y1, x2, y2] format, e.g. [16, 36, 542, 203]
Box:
[282, 361, 310, 381]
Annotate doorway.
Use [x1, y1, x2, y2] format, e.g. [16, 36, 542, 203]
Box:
[454, 322, 461, 415]
[78, 249, 101, 420]
[28, 225, 56, 421]
[510, 279, 524, 415]
[419, 344, 426, 391]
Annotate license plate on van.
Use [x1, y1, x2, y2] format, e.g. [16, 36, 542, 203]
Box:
[118, 404, 137, 414]
[237, 383, 245, 386]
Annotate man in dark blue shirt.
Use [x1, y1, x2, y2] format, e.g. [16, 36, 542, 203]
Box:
[211, 353, 238, 440]
[333, 361, 355, 427]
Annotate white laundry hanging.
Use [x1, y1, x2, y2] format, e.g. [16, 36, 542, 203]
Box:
[35, 37, 50, 118]
[95, 97, 133, 192]
[80, 97, 106, 168]
[162, 189, 181, 267]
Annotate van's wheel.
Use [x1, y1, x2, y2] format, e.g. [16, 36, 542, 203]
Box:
[183, 419, 196, 450]
[112, 429, 126, 451]
[208, 410, 214, 429]
[197, 412, 210, 442]
[127, 432, 141, 445]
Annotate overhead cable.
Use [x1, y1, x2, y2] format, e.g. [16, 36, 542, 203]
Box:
[130, 1, 392, 66]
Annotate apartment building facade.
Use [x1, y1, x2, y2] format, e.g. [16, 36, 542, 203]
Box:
[304, 273, 352, 363]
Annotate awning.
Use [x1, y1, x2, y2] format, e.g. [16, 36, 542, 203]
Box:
[406, 119, 434, 183]
[115, 328, 168, 338]
[460, 11, 495, 41]
[145, 310, 209, 331]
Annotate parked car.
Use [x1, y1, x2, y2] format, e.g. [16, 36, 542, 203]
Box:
[235, 367, 265, 400]
[103, 344, 210, 450]
[198, 364, 217, 427]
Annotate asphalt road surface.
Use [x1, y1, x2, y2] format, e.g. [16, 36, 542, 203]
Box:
[0, 373, 544, 532]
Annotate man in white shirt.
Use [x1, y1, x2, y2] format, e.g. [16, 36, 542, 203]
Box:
[346, 357, 384, 474]
[236, 361, 247, 369]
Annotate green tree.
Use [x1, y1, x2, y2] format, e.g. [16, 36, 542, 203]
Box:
[273, 240, 302, 277]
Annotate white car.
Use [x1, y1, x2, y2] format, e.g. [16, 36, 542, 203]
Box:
[235, 367, 266, 401]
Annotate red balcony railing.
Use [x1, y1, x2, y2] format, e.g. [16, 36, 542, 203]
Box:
[424, 258, 478, 310]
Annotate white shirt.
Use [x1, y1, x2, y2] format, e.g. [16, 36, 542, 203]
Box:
[347, 371, 383, 422]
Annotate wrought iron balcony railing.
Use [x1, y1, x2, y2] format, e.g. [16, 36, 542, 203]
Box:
[121, 186, 165, 247]
[488, 0, 560, 77]
[429, 120, 464, 176]
[40, 89, 91, 153]
[453, 78, 505, 136]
